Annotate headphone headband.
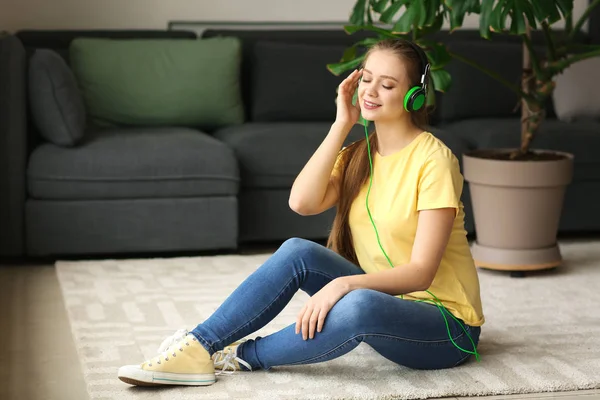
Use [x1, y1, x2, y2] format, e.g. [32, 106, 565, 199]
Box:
[403, 40, 430, 91]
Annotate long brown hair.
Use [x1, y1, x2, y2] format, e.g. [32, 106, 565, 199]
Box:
[326, 39, 431, 265]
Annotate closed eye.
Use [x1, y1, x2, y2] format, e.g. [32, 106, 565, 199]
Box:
[362, 79, 394, 90]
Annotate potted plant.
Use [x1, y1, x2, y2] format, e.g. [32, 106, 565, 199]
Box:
[328, 0, 600, 275]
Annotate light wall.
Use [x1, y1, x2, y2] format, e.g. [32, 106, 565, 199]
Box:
[0, 0, 590, 32]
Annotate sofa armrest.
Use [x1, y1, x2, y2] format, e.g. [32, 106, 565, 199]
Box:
[0, 35, 27, 257]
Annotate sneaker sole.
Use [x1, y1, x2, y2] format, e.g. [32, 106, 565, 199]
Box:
[118, 365, 216, 386]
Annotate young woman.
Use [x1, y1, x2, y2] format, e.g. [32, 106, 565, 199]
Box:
[118, 38, 485, 387]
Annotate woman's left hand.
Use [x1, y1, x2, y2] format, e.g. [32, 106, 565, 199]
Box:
[295, 278, 351, 340]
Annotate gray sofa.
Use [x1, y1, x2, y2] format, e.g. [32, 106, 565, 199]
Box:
[1, 28, 599, 259]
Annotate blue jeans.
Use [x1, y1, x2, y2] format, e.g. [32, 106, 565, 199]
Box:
[191, 238, 480, 370]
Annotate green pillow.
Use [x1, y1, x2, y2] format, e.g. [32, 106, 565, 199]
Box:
[69, 37, 244, 130]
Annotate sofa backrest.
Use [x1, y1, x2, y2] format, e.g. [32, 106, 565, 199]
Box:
[202, 28, 589, 126]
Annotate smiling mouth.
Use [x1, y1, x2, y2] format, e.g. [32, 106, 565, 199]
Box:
[364, 100, 381, 109]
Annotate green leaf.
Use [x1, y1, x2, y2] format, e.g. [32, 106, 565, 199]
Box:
[520, 1, 537, 29]
[418, 12, 445, 36]
[501, 3, 511, 28]
[350, 0, 367, 26]
[380, 0, 406, 23]
[479, 0, 494, 39]
[344, 24, 399, 38]
[417, 1, 428, 27]
[372, 0, 390, 13]
[354, 37, 385, 47]
[466, 0, 481, 13]
[424, 0, 441, 26]
[533, 0, 563, 22]
[448, 0, 468, 31]
[327, 54, 366, 76]
[430, 68, 452, 93]
[344, 25, 398, 38]
[490, 1, 510, 33]
[426, 83, 437, 106]
[392, 4, 416, 34]
[556, 0, 574, 18]
[510, 2, 527, 35]
[423, 41, 452, 69]
[444, 0, 457, 10]
[544, 2, 562, 24]
[340, 37, 382, 63]
[342, 46, 357, 62]
[530, 0, 550, 21]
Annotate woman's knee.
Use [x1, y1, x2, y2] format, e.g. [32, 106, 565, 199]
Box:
[330, 289, 381, 327]
[279, 237, 321, 253]
[275, 238, 326, 264]
[265, 237, 320, 271]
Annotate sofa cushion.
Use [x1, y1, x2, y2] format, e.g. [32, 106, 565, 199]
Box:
[553, 57, 600, 122]
[69, 37, 244, 130]
[439, 118, 600, 181]
[213, 123, 367, 189]
[250, 41, 350, 122]
[28, 49, 86, 147]
[27, 127, 239, 199]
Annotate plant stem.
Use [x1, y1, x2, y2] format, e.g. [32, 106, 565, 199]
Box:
[569, 0, 600, 40]
[565, 8, 573, 34]
[449, 51, 536, 103]
[520, 22, 533, 156]
[550, 48, 600, 74]
[541, 21, 557, 62]
[521, 33, 544, 79]
[558, 43, 600, 52]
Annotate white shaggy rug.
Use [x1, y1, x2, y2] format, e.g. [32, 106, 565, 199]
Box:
[55, 240, 600, 400]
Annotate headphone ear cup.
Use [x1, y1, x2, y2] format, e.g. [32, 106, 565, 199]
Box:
[404, 86, 426, 112]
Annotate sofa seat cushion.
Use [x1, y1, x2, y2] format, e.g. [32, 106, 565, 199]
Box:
[213, 123, 368, 189]
[27, 127, 239, 200]
[213, 123, 471, 190]
[439, 118, 600, 181]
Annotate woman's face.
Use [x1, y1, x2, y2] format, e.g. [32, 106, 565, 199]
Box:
[357, 49, 412, 122]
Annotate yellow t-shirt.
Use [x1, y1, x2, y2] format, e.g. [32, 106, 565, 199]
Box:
[336, 131, 484, 327]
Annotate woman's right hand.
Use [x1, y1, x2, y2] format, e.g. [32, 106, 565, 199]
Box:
[335, 69, 363, 127]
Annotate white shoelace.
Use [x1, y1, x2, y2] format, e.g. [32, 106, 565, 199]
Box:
[147, 328, 191, 367]
[214, 351, 252, 375]
[157, 328, 189, 353]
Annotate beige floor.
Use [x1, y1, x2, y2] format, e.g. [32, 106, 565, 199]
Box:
[1, 256, 599, 400]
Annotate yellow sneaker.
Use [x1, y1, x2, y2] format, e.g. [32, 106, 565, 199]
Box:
[212, 340, 252, 375]
[118, 329, 216, 386]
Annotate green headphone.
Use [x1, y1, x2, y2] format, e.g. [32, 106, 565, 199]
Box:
[355, 40, 430, 126]
[402, 40, 431, 112]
